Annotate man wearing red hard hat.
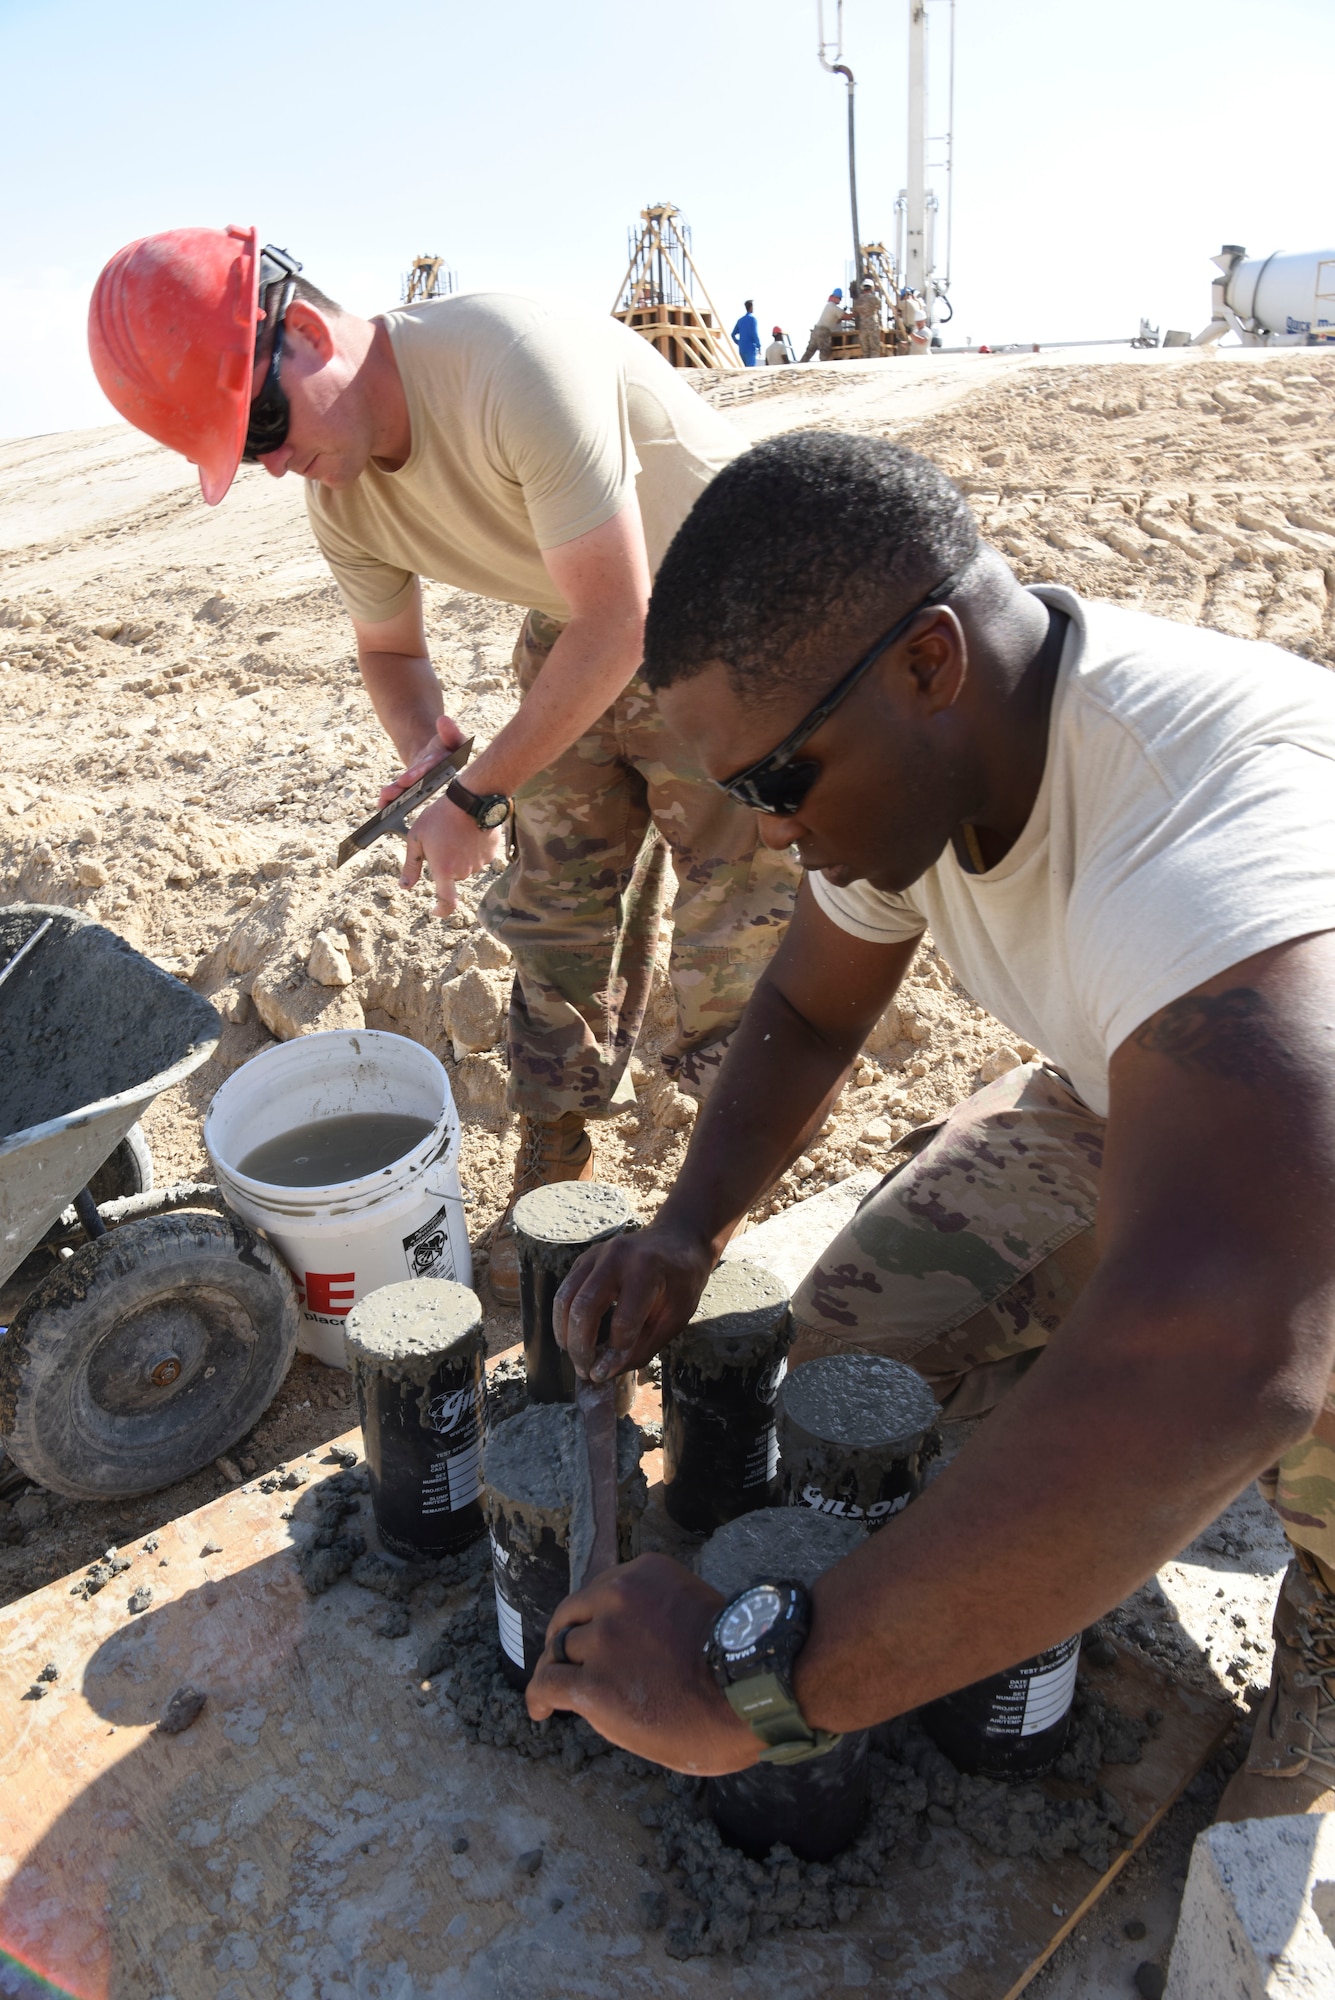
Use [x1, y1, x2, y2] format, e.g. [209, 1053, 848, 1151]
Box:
[89, 226, 798, 1301]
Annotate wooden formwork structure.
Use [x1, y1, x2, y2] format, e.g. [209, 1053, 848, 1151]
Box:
[401, 254, 457, 305]
[612, 203, 742, 371]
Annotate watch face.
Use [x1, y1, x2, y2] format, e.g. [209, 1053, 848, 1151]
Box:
[717, 1584, 784, 1657]
[477, 797, 510, 829]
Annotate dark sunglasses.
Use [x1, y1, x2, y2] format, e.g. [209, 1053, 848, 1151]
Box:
[716, 563, 974, 815]
[242, 245, 304, 464]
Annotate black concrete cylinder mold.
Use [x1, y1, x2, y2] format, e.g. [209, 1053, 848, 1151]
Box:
[481, 1403, 647, 1689]
[698, 1507, 867, 1862]
[662, 1261, 791, 1533]
[777, 1352, 938, 1530]
[344, 1279, 486, 1559]
[513, 1182, 638, 1404]
[920, 1633, 1081, 1779]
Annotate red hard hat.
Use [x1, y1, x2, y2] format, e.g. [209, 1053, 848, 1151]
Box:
[772, 325, 783, 336]
[88, 226, 260, 506]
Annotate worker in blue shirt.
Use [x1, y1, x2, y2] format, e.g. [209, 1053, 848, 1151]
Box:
[731, 300, 762, 367]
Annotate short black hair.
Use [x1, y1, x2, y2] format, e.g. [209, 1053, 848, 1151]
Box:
[257, 272, 343, 352]
[642, 432, 980, 699]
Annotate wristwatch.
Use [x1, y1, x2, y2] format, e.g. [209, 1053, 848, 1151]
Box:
[705, 1579, 843, 1764]
[445, 776, 512, 831]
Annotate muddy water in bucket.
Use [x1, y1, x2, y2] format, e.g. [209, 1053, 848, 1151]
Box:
[239, 1113, 435, 1187]
[205, 1030, 470, 1368]
[482, 1404, 646, 1689]
[662, 1262, 791, 1533]
[513, 1183, 638, 1404]
[344, 1279, 486, 1559]
[699, 1509, 867, 1862]
[778, 1353, 938, 1529]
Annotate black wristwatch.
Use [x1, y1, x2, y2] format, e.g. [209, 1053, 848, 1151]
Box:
[445, 777, 512, 831]
[705, 1579, 843, 1764]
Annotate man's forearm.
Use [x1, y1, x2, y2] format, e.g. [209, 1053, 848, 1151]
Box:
[358, 648, 445, 765]
[461, 610, 643, 798]
[656, 976, 862, 1256]
[796, 1267, 1319, 1733]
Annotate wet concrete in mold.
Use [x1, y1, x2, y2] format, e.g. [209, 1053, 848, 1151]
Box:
[780, 1353, 938, 1452]
[673, 1262, 790, 1380]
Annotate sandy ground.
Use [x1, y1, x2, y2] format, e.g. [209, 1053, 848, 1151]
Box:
[2, 342, 1333, 1993]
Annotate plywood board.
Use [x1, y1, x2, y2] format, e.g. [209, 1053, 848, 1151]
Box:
[0, 1435, 1233, 2000]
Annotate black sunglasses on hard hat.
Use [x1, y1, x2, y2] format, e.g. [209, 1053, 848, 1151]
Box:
[716, 561, 975, 816]
[241, 244, 303, 464]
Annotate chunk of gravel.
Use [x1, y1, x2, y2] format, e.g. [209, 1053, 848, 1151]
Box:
[424, 1577, 1155, 1956]
[157, 1686, 207, 1735]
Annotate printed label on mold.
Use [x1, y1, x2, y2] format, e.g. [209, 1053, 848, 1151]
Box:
[494, 1583, 525, 1666]
[743, 1424, 779, 1488]
[421, 1393, 481, 1515]
[797, 1482, 910, 1523]
[982, 1635, 1080, 1739]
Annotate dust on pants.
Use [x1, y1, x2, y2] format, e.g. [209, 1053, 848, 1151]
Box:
[790, 1059, 1335, 1574]
[479, 611, 798, 1120]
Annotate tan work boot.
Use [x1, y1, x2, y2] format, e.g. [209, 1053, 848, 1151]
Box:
[486, 1111, 594, 1307]
[1215, 1550, 1335, 1821]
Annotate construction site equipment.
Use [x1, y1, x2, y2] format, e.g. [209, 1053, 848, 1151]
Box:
[0, 906, 299, 1500]
[1195, 244, 1335, 346]
[898, 0, 955, 354]
[817, 1, 865, 286]
[611, 204, 741, 371]
[88, 225, 263, 506]
[402, 254, 457, 305]
[825, 242, 901, 361]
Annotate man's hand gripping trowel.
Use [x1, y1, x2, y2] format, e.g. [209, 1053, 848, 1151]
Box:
[336, 737, 475, 869]
[572, 1327, 620, 1592]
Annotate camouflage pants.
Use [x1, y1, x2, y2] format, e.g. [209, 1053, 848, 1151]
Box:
[478, 612, 799, 1120]
[800, 326, 835, 363]
[791, 1060, 1335, 1572]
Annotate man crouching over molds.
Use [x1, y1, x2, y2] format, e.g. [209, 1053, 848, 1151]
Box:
[525, 431, 1335, 1824]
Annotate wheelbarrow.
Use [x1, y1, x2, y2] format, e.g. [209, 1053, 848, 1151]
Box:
[0, 905, 299, 1501]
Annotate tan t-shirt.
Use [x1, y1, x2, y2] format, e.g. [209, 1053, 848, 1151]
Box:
[810, 587, 1335, 1118]
[305, 293, 744, 624]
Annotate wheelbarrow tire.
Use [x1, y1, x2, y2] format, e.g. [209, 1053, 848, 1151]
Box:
[0, 1211, 300, 1500]
[88, 1123, 154, 1204]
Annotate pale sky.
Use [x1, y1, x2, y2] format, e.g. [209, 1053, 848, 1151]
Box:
[2, 0, 1333, 442]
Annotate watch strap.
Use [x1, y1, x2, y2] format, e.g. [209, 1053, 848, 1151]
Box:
[446, 777, 511, 827]
[721, 1670, 844, 1764]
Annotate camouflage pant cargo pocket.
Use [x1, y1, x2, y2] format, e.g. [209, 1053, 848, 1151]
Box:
[479, 611, 798, 1119]
[790, 1056, 1335, 1561]
[790, 1062, 1103, 1410]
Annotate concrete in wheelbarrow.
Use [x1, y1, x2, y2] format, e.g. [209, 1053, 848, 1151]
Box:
[0, 1431, 1233, 2000]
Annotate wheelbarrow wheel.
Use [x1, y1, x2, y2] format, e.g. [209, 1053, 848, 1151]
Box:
[88, 1123, 154, 1204]
[0, 1211, 300, 1500]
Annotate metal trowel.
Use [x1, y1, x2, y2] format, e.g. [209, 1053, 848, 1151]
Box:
[573, 1317, 620, 1591]
[336, 736, 474, 868]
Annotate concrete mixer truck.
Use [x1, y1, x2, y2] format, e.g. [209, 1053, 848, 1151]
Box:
[1195, 244, 1335, 346]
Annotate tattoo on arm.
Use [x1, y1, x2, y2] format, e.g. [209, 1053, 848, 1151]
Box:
[1134, 988, 1295, 1084]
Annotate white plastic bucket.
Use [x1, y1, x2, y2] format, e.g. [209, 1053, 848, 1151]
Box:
[204, 1030, 471, 1369]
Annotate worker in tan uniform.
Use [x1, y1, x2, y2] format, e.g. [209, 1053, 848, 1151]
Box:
[528, 433, 1335, 1826]
[87, 228, 798, 1303]
[799, 289, 845, 363]
[850, 280, 883, 359]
